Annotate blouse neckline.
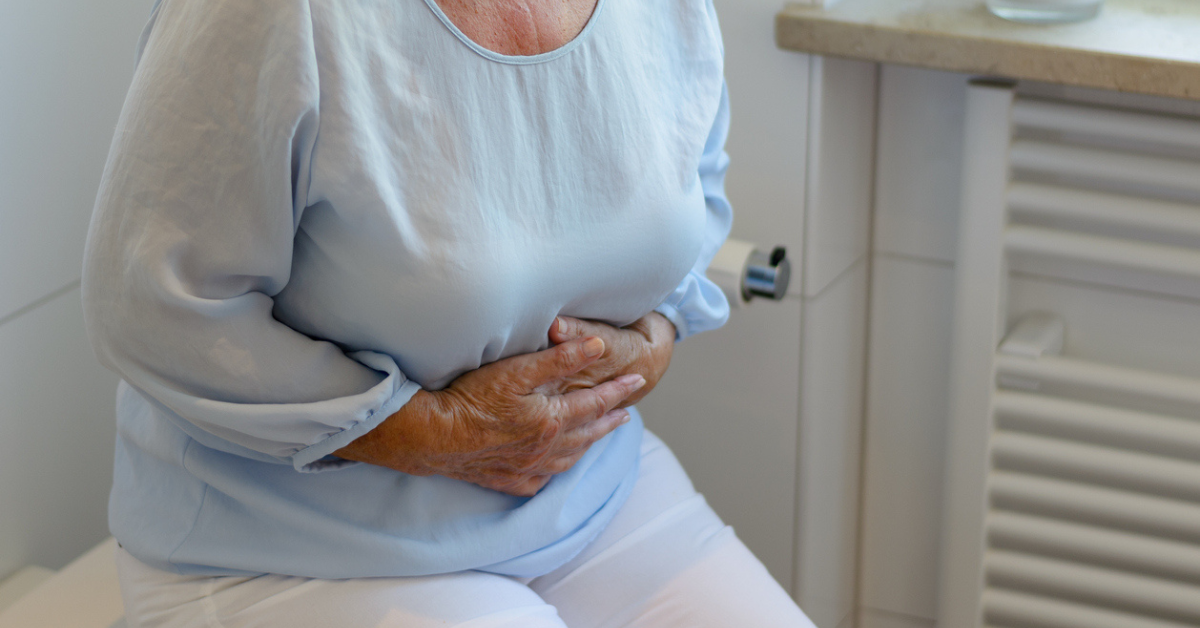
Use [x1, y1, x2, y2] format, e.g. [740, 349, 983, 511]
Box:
[420, 0, 608, 65]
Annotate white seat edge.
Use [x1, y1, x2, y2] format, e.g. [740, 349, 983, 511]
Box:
[0, 537, 124, 628]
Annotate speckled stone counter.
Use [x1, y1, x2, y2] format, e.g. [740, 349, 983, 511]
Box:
[776, 0, 1200, 100]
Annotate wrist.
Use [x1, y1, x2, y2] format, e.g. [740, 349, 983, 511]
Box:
[646, 311, 677, 343]
[335, 390, 442, 474]
[630, 313, 674, 384]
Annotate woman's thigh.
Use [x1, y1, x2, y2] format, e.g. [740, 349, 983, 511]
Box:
[527, 430, 815, 628]
[116, 548, 566, 628]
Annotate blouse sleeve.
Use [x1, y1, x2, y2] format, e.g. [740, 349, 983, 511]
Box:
[653, 82, 734, 341]
[82, 0, 421, 473]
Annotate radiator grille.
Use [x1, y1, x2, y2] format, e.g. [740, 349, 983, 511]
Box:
[941, 86, 1200, 628]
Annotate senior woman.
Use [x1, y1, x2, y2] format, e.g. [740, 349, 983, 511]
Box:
[82, 0, 814, 625]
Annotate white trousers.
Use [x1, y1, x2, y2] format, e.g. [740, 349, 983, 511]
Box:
[116, 431, 815, 628]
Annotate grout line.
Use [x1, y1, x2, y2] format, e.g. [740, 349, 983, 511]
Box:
[851, 61, 884, 628]
[875, 250, 955, 269]
[804, 255, 869, 302]
[0, 280, 81, 328]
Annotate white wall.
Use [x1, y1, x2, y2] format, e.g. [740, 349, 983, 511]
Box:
[0, 0, 155, 575]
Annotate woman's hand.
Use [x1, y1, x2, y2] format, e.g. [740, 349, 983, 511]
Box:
[334, 336, 645, 497]
[544, 313, 675, 408]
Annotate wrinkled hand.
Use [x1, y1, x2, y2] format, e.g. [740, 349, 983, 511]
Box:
[335, 336, 645, 497]
[544, 313, 675, 408]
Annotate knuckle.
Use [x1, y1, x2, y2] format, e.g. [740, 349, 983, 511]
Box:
[554, 344, 579, 370]
[550, 456, 578, 474]
[540, 417, 562, 442]
[588, 393, 609, 418]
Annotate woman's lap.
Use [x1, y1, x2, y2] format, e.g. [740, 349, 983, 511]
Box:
[116, 430, 814, 628]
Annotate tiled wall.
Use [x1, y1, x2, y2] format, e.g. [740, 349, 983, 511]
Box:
[796, 56, 877, 628]
[858, 64, 972, 627]
[0, 0, 154, 576]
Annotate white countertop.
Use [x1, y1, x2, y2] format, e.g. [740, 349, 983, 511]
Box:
[776, 0, 1200, 99]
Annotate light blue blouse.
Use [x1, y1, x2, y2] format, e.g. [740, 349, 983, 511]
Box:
[83, 0, 731, 579]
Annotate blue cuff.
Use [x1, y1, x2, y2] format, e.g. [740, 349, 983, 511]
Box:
[653, 302, 689, 342]
[290, 378, 423, 473]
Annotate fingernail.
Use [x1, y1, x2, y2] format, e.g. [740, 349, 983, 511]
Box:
[583, 337, 604, 357]
[619, 410, 632, 425]
[618, 374, 646, 391]
[554, 316, 565, 335]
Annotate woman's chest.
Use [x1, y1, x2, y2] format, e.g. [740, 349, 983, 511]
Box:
[279, 0, 723, 386]
[434, 0, 599, 56]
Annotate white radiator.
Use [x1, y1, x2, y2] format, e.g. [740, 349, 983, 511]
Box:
[938, 83, 1200, 628]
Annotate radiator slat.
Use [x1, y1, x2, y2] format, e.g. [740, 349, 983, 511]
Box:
[987, 510, 1200, 583]
[1007, 183, 1200, 241]
[989, 472, 1200, 543]
[1012, 99, 1200, 154]
[992, 432, 1200, 502]
[993, 391, 1200, 461]
[1009, 140, 1200, 198]
[1005, 225, 1200, 282]
[983, 588, 1196, 628]
[994, 354, 1200, 419]
[985, 550, 1200, 623]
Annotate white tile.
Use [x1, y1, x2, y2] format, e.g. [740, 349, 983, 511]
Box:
[872, 66, 971, 264]
[638, 298, 802, 592]
[795, 260, 869, 628]
[859, 255, 956, 620]
[0, 0, 156, 319]
[804, 57, 878, 297]
[714, 0, 809, 296]
[0, 287, 119, 575]
[859, 608, 935, 628]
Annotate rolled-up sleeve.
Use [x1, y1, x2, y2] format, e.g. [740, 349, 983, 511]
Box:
[82, 0, 420, 473]
[654, 82, 733, 341]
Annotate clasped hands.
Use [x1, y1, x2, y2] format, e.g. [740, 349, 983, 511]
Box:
[336, 313, 675, 496]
